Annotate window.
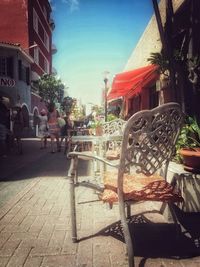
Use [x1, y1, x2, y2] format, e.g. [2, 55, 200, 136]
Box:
[37, 0, 48, 21]
[43, 6, 47, 20]
[33, 9, 38, 33]
[26, 67, 30, 85]
[33, 8, 49, 51]
[44, 57, 49, 73]
[38, 20, 45, 41]
[149, 85, 159, 109]
[44, 32, 49, 50]
[18, 60, 30, 84]
[0, 57, 13, 77]
[7, 57, 13, 78]
[0, 57, 7, 76]
[21, 65, 27, 82]
[38, 20, 49, 51]
[34, 47, 39, 64]
[34, 48, 49, 73]
[38, 51, 49, 73]
[18, 60, 22, 80]
[129, 95, 141, 116]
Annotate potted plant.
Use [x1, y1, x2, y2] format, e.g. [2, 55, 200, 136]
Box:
[176, 116, 200, 172]
[90, 116, 103, 136]
[107, 113, 118, 121]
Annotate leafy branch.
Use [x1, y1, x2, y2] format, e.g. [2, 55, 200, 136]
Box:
[37, 74, 65, 105]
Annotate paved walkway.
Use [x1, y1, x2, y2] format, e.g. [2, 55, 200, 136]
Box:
[0, 139, 200, 267]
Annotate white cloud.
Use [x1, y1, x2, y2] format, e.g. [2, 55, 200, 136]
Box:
[51, 5, 57, 11]
[62, 0, 79, 12]
[49, 0, 56, 11]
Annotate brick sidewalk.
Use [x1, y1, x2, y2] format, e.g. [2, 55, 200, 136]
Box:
[1, 175, 200, 267]
[0, 174, 126, 267]
[0, 139, 200, 266]
[0, 138, 49, 180]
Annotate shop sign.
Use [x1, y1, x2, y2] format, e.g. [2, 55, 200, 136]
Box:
[0, 77, 16, 87]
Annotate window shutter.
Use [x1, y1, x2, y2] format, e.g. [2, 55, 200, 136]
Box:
[7, 57, 14, 78]
[18, 60, 22, 80]
[26, 67, 30, 85]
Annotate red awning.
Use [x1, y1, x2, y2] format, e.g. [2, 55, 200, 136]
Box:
[107, 65, 159, 101]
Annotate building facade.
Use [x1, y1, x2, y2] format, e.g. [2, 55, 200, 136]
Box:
[109, 0, 200, 120]
[0, 0, 56, 135]
[124, 0, 184, 71]
[0, 42, 33, 132]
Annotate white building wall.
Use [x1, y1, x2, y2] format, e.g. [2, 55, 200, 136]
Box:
[124, 0, 185, 71]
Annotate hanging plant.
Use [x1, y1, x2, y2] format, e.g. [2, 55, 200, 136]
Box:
[148, 52, 171, 89]
[147, 52, 170, 76]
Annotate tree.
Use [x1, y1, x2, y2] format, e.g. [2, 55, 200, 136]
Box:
[37, 74, 65, 105]
[60, 96, 74, 113]
[91, 104, 104, 115]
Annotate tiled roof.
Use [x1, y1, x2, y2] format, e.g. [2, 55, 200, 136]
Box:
[0, 41, 20, 47]
[0, 42, 34, 63]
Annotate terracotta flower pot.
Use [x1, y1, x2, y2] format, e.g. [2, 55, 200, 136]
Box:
[179, 148, 200, 171]
[95, 126, 103, 136]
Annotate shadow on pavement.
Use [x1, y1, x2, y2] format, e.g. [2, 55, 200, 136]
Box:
[173, 204, 200, 247]
[0, 138, 92, 181]
[79, 211, 200, 259]
[0, 138, 92, 207]
[0, 152, 69, 181]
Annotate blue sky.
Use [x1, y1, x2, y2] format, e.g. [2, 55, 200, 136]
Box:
[52, 0, 154, 106]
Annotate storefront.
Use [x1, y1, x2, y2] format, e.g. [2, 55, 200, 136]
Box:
[0, 42, 33, 133]
[107, 65, 159, 119]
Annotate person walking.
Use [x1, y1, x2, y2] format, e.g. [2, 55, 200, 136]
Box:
[0, 97, 9, 158]
[47, 103, 60, 153]
[60, 112, 74, 153]
[12, 104, 24, 155]
[38, 109, 48, 149]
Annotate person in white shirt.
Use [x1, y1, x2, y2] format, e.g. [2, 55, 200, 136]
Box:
[38, 109, 48, 149]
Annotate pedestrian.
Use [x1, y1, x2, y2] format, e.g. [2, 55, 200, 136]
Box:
[60, 112, 74, 153]
[47, 103, 60, 153]
[12, 104, 24, 154]
[0, 97, 9, 158]
[38, 109, 48, 149]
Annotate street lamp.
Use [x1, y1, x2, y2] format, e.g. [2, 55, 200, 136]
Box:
[103, 71, 109, 122]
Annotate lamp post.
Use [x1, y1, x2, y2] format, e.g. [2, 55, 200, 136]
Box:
[103, 71, 109, 122]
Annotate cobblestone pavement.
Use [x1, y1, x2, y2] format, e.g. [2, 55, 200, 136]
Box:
[0, 138, 200, 267]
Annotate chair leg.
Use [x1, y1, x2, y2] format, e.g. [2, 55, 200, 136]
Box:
[168, 202, 181, 239]
[119, 199, 135, 267]
[65, 137, 71, 156]
[64, 136, 68, 155]
[68, 157, 78, 242]
[126, 203, 131, 218]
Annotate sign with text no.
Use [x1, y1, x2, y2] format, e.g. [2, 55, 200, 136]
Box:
[0, 77, 16, 87]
